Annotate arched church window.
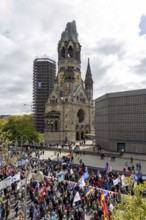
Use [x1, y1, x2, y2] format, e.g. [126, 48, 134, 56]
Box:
[50, 121, 54, 131]
[77, 109, 85, 123]
[68, 46, 73, 58]
[46, 111, 60, 132]
[61, 47, 65, 58]
[55, 121, 58, 131]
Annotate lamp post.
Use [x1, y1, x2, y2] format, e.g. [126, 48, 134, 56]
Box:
[15, 135, 29, 157]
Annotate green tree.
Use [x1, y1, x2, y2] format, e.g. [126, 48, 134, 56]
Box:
[2, 114, 43, 144]
[0, 118, 12, 145]
[0, 118, 7, 131]
[112, 181, 146, 220]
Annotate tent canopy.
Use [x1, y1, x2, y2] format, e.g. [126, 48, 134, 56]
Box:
[85, 134, 96, 139]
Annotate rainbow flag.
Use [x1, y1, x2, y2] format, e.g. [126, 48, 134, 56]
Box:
[100, 193, 108, 220]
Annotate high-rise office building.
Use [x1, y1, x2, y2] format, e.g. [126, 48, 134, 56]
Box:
[33, 57, 56, 133]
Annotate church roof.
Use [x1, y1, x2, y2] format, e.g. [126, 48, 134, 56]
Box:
[60, 20, 78, 43]
[85, 58, 93, 84]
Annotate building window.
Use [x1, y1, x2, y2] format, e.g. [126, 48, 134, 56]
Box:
[77, 109, 85, 123]
[55, 121, 58, 131]
[50, 99, 56, 104]
[45, 110, 60, 132]
[61, 47, 65, 58]
[68, 46, 73, 58]
[50, 122, 54, 131]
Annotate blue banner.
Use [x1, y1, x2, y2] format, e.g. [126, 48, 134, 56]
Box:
[16, 159, 26, 167]
[38, 82, 42, 88]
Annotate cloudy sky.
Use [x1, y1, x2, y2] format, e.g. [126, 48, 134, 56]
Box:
[0, 0, 146, 115]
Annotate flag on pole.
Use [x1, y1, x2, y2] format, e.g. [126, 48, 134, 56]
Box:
[73, 192, 81, 203]
[39, 186, 47, 196]
[85, 188, 94, 197]
[82, 171, 88, 180]
[79, 178, 86, 188]
[103, 190, 108, 198]
[57, 173, 64, 182]
[100, 193, 108, 220]
[69, 183, 74, 190]
[134, 173, 140, 182]
[33, 207, 39, 219]
[70, 169, 73, 174]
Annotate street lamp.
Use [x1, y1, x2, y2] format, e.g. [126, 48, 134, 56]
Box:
[15, 135, 29, 155]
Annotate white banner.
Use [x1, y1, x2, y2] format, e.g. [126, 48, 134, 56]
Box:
[0, 176, 12, 190]
[0, 172, 21, 190]
[11, 172, 21, 184]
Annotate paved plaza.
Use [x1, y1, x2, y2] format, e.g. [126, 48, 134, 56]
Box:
[38, 148, 146, 175]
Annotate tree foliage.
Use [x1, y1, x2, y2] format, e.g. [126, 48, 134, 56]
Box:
[0, 118, 7, 131]
[112, 181, 146, 220]
[0, 114, 43, 144]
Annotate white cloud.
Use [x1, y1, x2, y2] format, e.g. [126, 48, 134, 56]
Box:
[0, 0, 146, 114]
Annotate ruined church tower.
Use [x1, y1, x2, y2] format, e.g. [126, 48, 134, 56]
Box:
[45, 21, 94, 143]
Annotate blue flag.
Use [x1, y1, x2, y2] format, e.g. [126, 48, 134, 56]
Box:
[58, 174, 64, 182]
[103, 190, 108, 198]
[82, 171, 88, 180]
[33, 207, 38, 220]
[69, 183, 74, 190]
[134, 173, 140, 182]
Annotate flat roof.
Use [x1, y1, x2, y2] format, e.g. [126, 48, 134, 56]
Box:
[34, 57, 56, 64]
[95, 89, 146, 102]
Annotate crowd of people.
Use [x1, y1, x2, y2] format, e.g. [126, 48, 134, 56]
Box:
[0, 145, 144, 220]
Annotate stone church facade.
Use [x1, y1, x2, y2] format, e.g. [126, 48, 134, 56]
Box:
[44, 21, 94, 143]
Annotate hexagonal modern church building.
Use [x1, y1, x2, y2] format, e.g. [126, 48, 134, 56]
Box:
[44, 21, 94, 143]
